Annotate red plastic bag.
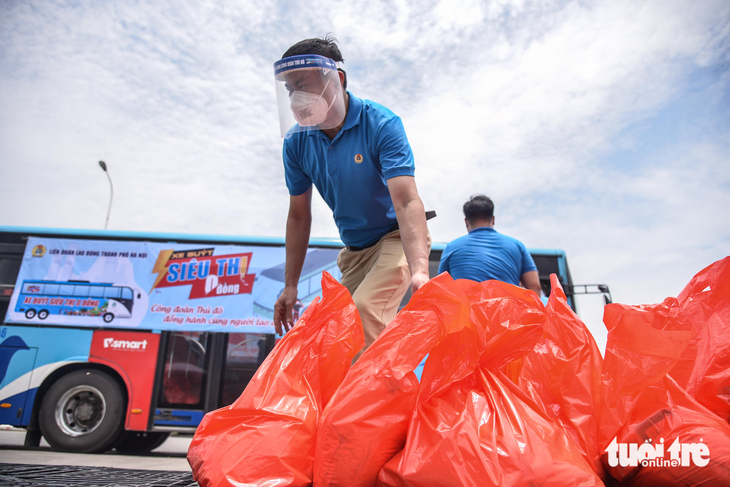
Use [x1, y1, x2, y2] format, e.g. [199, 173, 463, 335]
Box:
[599, 293, 730, 485]
[187, 273, 364, 487]
[517, 274, 606, 479]
[313, 273, 474, 487]
[670, 256, 730, 421]
[378, 279, 603, 487]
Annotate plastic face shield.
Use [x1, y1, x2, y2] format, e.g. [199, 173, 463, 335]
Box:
[274, 55, 347, 138]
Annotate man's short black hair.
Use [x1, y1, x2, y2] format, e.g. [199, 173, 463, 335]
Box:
[463, 195, 495, 223]
[282, 34, 347, 89]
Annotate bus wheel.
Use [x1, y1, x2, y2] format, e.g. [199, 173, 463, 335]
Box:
[25, 309, 36, 319]
[103, 313, 114, 323]
[38, 309, 49, 320]
[114, 431, 170, 454]
[39, 369, 125, 453]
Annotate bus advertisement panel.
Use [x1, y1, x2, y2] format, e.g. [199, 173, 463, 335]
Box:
[4, 237, 340, 334]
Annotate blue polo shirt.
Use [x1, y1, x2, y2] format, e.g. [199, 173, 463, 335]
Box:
[438, 227, 537, 285]
[282, 93, 415, 248]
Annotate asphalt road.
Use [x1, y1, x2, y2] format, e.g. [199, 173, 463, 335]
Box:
[0, 425, 192, 472]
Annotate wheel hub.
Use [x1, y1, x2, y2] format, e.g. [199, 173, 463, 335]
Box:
[55, 385, 107, 437]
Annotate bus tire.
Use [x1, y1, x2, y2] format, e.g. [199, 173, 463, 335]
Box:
[25, 309, 36, 319]
[38, 309, 49, 320]
[103, 313, 114, 323]
[39, 369, 126, 453]
[114, 431, 170, 454]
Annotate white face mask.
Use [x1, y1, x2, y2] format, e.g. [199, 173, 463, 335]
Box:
[289, 73, 338, 126]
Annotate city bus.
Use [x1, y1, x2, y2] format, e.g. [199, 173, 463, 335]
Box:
[0, 226, 607, 454]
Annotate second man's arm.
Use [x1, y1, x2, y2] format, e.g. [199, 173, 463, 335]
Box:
[521, 270, 543, 297]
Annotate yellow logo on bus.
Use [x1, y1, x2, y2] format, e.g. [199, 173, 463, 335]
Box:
[31, 245, 46, 257]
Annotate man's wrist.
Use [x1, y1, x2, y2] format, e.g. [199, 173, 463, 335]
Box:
[411, 265, 430, 278]
[411, 269, 430, 284]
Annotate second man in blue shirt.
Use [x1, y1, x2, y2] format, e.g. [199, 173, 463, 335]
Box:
[439, 195, 542, 296]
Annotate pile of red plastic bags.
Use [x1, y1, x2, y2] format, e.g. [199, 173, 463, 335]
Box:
[188, 257, 730, 486]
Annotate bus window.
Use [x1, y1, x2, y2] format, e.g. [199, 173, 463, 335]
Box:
[220, 333, 267, 406]
[309, 275, 322, 294]
[160, 332, 208, 407]
[104, 287, 121, 299]
[0, 258, 21, 289]
[44, 283, 60, 295]
[59, 284, 75, 296]
[22, 282, 44, 294]
[88, 286, 105, 298]
[73, 285, 90, 297]
[121, 287, 133, 300]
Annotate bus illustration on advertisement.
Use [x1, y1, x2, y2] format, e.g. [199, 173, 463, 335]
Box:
[15, 280, 137, 323]
[0, 226, 610, 455]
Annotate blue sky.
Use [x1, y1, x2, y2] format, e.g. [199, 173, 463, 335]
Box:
[1, 0, 728, 351]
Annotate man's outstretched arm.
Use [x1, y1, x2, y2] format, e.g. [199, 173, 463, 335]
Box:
[387, 175, 430, 293]
[273, 188, 313, 336]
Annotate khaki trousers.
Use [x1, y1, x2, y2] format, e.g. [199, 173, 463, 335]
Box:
[337, 230, 430, 360]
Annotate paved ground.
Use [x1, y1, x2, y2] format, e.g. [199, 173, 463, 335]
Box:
[0, 426, 193, 472]
[0, 464, 197, 487]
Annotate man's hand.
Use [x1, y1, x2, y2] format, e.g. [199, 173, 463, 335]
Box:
[410, 270, 430, 295]
[275, 190, 312, 336]
[273, 286, 298, 336]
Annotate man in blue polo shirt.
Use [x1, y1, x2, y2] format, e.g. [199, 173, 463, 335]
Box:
[439, 195, 542, 296]
[272, 37, 431, 356]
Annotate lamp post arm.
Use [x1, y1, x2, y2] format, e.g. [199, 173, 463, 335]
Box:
[104, 170, 113, 230]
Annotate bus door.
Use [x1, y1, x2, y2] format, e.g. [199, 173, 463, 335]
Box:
[0, 331, 38, 426]
[151, 331, 275, 431]
[152, 331, 211, 432]
[218, 333, 275, 407]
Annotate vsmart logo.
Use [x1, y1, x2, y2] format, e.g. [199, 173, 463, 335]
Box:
[605, 437, 710, 468]
[103, 337, 148, 351]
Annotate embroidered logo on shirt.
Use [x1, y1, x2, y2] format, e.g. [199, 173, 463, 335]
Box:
[354, 154, 363, 163]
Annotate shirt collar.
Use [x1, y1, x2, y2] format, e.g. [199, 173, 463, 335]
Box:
[342, 92, 362, 131]
[468, 226, 496, 234]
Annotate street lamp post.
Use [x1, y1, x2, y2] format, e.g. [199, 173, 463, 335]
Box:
[98, 160, 114, 230]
